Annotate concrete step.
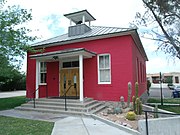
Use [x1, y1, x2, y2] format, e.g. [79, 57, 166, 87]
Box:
[16, 98, 106, 116]
[27, 99, 98, 108]
[35, 97, 93, 103]
[90, 105, 106, 114]
[15, 106, 86, 116]
[21, 102, 101, 112]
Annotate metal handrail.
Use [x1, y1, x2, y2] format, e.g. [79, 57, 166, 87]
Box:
[63, 85, 74, 111]
[29, 87, 39, 108]
[62, 84, 77, 97]
[143, 110, 180, 135]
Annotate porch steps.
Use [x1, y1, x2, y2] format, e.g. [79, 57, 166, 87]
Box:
[15, 98, 106, 115]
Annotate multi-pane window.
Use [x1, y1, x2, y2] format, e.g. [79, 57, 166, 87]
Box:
[98, 54, 111, 84]
[40, 62, 47, 84]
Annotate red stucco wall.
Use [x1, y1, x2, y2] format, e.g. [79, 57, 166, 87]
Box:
[26, 53, 36, 98]
[27, 35, 147, 101]
[131, 37, 147, 98]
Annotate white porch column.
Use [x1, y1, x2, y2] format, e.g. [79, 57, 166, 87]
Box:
[82, 15, 85, 24]
[79, 55, 84, 102]
[70, 19, 72, 26]
[35, 60, 39, 99]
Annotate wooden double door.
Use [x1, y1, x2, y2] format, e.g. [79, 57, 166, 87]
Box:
[60, 68, 79, 97]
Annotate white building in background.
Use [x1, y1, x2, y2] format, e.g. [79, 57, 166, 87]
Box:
[147, 72, 180, 84]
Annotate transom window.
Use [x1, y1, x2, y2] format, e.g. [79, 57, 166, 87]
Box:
[63, 61, 79, 68]
[98, 54, 111, 84]
[40, 62, 47, 84]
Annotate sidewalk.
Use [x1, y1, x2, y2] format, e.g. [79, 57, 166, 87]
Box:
[0, 109, 135, 135]
[51, 116, 133, 135]
[0, 90, 26, 98]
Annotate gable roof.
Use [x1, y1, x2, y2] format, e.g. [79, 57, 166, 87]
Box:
[31, 26, 148, 61]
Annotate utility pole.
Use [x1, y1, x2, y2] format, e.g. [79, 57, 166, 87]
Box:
[160, 72, 163, 106]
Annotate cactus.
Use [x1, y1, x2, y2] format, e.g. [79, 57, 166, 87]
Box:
[154, 104, 159, 118]
[114, 107, 122, 114]
[135, 82, 139, 99]
[132, 96, 136, 112]
[135, 98, 143, 115]
[127, 82, 132, 108]
[126, 111, 136, 121]
[139, 101, 142, 115]
[132, 82, 142, 115]
[136, 98, 140, 115]
[120, 96, 125, 108]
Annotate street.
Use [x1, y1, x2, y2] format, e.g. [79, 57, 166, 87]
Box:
[149, 87, 172, 98]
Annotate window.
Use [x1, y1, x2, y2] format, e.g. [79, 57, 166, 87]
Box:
[63, 61, 79, 68]
[175, 76, 179, 83]
[40, 62, 47, 84]
[98, 54, 111, 84]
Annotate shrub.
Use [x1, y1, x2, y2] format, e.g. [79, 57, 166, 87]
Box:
[126, 111, 136, 121]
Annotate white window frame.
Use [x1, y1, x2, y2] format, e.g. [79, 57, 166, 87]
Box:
[39, 62, 47, 85]
[97, 54, 111, 84]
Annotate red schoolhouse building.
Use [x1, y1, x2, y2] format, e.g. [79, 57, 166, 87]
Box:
[26, 10, 148, 101]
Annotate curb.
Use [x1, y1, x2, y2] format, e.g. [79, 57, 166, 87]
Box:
[90, 114, 141, 135]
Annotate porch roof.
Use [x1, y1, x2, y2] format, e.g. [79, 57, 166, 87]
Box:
[30, 48, 96, 61]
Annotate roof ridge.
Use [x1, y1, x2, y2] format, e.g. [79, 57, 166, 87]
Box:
[90, 25, 134, 30]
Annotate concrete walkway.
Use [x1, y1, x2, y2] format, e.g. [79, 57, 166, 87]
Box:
[0, 109, 133, 135]
[0, 90, 26, 98]
[51, 117, 132, 135]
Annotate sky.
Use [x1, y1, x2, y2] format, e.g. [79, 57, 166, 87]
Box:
[4, 0, 180, 74]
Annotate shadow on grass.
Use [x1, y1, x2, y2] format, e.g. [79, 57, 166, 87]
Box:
[0, 96, 26, 111]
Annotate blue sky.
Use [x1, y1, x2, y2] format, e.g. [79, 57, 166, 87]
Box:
[5, 0, 180, 73]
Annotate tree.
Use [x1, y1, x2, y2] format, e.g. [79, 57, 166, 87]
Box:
[0, 0, 37, 63]
[0, 0, 37, 91]
[131, 0, 180, 59]
[0, 54, 26, 91]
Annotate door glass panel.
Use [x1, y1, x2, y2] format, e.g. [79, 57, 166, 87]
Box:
[64, 75, 66, 89]
[74, 75, 77, 89]
[74, 75, 77, 84]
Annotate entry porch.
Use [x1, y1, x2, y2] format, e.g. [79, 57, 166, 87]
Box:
[30, 48, 96, 102]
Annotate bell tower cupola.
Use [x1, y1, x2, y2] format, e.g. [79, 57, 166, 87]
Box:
[64, 10, 96, 37]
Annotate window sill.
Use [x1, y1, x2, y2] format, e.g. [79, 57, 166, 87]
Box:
[39, 83, 47, 85]
[98, 82, 111, 85]
[97, 83, 112, 87]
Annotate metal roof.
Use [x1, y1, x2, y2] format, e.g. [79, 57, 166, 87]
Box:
[32, 26, 133, 47]
[31, 26, 148, 61]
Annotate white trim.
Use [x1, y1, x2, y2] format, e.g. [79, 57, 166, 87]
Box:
[39, 83, 47, 85]
[35, 60, 39, 99]
[82, 15, 85, 24]
[97, 54, 111, 84]
[79, 55, 84, 101]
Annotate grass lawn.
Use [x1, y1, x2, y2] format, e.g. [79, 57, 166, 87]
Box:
[147, 98, 180, 113]
[0, 96, 26, 110]
[147, 98, 180, 104]
[158, 106, 180, 114]
[0, 116, 54, 135]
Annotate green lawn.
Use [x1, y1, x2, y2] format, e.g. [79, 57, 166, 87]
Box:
[147, 98, 180, 113]
[158, 106, 180, 114]
[0, 116, 54, 135]
[147, 98, 180, 104]
[0, 96, 26, 110]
